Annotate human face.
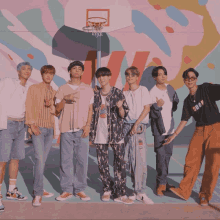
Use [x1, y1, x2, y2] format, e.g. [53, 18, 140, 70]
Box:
[69, 65, 84, 79]
[125, 70, 139, 85]
[42, 70, 55, 84]
[97, 75, 111, 87]
[17, 65, 32, 80]
[184, 71, 197, 89]
[154, 69, 167, 84]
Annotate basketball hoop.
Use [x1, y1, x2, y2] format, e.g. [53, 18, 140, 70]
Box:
[82, 17, 107, 37]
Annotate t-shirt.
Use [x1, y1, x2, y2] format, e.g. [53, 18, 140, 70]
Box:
[123, 86, 152, 124]
[94, 94, 124, 144]
[150, 84, 174, 135]
[181, 83, 220, 126]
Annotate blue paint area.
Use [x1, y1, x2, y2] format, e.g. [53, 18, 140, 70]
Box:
[53, 74, 66, 87]
[0, 39, 47, 70]
[198, 0, 208, 6]
[166, 6, 189, 27]
[48, 0, 64, 29]
[132, 10, 171, 56]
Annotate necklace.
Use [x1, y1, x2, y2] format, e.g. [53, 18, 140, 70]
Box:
[101, 88, 111, 96]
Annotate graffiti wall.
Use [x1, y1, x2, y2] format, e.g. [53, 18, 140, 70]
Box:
[0, 0, 220, 144]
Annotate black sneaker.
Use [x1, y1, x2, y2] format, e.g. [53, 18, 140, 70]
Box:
[6, 187, 28, 201]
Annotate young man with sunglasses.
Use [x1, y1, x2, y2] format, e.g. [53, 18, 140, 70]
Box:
[164, 68, 220, 206]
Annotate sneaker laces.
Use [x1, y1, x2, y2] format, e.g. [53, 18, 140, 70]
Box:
[13, 187, 22, 196]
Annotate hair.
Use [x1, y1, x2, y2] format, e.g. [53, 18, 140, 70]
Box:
[95, 67, 112, 78]
[152, 66, 167, 78]
[68, 61, 84, 72]
[182, 68, 199, 79]
[40, 65, 56, 76]
[17, 62, 33, 71]
[125, 66, 140, 77]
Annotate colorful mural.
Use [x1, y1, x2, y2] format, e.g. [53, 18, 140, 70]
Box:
[0, 0, 220, 144]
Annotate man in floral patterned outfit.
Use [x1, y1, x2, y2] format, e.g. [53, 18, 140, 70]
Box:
[90, 67, 133, 204]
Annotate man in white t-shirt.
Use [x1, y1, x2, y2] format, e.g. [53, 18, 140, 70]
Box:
[123, 66, 154, 204]
[149, 66, 179, 197]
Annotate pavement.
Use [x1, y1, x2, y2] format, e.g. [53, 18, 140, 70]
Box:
[1, 142, 220, 219]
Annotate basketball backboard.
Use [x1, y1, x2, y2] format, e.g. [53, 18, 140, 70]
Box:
[64, 0, 132, 33]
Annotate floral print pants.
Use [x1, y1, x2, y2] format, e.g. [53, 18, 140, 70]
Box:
[96, 143, 126, 197]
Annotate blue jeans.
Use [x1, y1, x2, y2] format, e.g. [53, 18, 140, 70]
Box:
[32, 127, 54, 196]
[60, 130, 89, 194]
[0, 120, 25, 162]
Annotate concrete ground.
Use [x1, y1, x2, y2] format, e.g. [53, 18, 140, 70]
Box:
[1, 142, 220, 219]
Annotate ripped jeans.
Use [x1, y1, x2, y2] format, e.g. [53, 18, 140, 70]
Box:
[124, 123, 147, 194]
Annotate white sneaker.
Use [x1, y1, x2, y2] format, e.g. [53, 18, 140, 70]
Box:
[55, 192, 73, 201]
[128, 193, 136, 201]
[43, 189, 54, 198]
[136, 193, 154, 204]
[114, 195, 134, 204]
[32, 196, 42, 207]
[102, 191, 111, 202]
[75, 191, 91, 201]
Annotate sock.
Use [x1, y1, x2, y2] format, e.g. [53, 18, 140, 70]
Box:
[9, 179, 17, 192]
[0, 184, 2, 195]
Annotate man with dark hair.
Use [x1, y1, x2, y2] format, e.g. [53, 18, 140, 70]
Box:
[123, 66, 154, 204]
[55, 61, 93, 202]
[26, 65, 56, 207]
[164, 67, 220, 206]
[0, 62, 33, 212]
[150, 66, 179, 196]
[90, 67, 133, 204]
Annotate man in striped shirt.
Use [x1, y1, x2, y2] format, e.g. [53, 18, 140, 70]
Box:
[25, 65, 57, 207]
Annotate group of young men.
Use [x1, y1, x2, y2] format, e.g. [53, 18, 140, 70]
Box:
[0, 60, 220, 211]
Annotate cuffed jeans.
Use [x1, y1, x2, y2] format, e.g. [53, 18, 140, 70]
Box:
[124, 123, 147, 194]
[60, 130, 89, 194]
[154, 135, 173, 186]
[32, 127, 54, 196]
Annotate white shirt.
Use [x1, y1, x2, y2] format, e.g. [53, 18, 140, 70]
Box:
[55, 84, 94, 133]
[123, 86, 152, 124]
[0, 78, 30, 130]
[150, 84, 174, 135]
[94, 95, 124, 144]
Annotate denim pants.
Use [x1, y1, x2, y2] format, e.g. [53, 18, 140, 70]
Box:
[0, 120, 25, 162]
[32, 127, 54, 196]
[60, 130, 89, 194]
[154, 135, 173, 186]
[124, 123, 147, 194]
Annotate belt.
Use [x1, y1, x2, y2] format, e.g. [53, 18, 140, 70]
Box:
[8, 117, 25, 122]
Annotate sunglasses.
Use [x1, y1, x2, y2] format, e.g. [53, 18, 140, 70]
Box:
[184, 77, 197, 82]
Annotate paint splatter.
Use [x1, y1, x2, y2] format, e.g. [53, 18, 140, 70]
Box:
[153, 4, 161, 10]
[27, 54, 34, 59]
[184, 56, 192, 64]
[198, 0, 208, 6]
[152, 58, 162, 65]
[8, 54, 13, 60]
[207, 63, 215, 69]
[166, 26, 174, 33]
[166, 6, 189, 26]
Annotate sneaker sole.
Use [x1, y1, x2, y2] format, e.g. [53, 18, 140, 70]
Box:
[75, 195, 91, 201]
[32, 203, 42, 207]
[43, 194, 54, 198]
[102, 198, 110, 202]
[55, 195, 73, 201]
[114, 200, 134, 205]
[6, 197, 28, 201]
[0, 209, 4, 212]
[200, 203, 209, 206]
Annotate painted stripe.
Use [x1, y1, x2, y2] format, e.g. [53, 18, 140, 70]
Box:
[123, 51, 150, 91]
[107, 51, 126, 86]
[81, 51, 97, 85]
